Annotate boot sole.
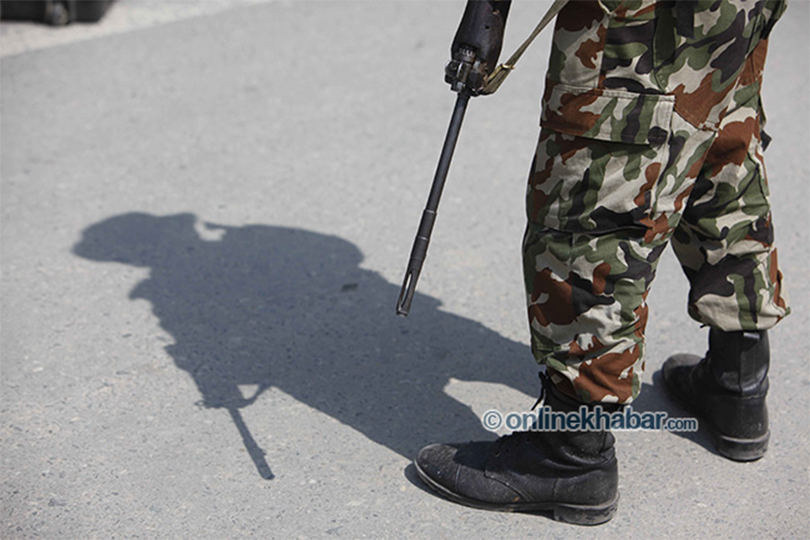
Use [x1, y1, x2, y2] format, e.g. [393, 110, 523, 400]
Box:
[715, 431, 770, 462]
[413, 459, 619, 526]
[660, 367, 769, 462]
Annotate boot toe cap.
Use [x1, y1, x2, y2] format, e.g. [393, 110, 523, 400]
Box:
[415, 441, 522, 505]
[415, 443, 462, 490]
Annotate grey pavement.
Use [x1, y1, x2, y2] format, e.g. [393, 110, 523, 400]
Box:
[1, 1, 808, 538]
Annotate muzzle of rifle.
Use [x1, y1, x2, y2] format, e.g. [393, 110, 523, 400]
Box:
[396, 208, 436, 316]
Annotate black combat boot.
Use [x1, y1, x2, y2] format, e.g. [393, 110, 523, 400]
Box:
[662, 328, 770, 461]
[414, 375, 620, 526]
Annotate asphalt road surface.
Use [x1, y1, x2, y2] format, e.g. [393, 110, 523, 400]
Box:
[2, 1, 808, 538]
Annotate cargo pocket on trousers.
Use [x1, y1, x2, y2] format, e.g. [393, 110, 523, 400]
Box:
[529, 82, 675, 234]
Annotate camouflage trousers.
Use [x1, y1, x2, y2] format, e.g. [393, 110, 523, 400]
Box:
[523, 0, 791, 404]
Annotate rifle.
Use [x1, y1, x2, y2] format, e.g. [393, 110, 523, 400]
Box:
[395, 48, 475, 316]
[395, 0, 567, 316]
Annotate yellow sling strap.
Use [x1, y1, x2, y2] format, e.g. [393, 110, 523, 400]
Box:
[481, 0, 569, 95]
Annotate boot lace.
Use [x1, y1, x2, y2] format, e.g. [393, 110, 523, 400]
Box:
[531, 370, 551, 411]
[493, 371, 550, 457]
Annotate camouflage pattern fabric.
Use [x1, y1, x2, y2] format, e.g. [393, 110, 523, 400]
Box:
[523, 0, 790, 404]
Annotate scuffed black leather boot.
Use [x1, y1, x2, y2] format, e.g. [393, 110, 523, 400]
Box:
[414, 377, 620, 526]
[662, 328, 770, 461]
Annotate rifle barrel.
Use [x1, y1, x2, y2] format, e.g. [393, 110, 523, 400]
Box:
[396, 92, 470, 316]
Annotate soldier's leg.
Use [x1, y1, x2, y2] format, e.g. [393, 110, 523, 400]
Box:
[662, 37, 790, 460]
[522, 105, 715, 404]
[523, 214, 667, 405]
[523, 0, 694, 405]
[670, 41, 789, 332]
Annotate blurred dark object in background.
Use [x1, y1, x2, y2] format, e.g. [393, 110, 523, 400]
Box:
[1, 1, 114, 26]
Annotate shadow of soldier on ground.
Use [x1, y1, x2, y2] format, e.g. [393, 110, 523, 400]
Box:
[73, 212, 540, 479]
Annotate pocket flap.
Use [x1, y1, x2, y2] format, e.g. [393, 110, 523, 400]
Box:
[541, 82, 674, 146]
